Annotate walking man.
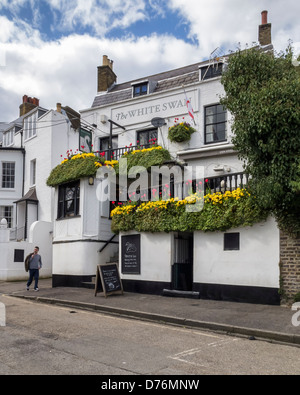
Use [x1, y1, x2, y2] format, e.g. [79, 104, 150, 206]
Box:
[26, 246, 42, 291]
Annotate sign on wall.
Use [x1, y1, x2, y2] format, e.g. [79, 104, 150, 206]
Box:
[79, 128, 92, 153]
[121, 234, 141, 275]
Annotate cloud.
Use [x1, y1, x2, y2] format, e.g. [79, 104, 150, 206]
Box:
[0, 15, 199, 121]
[167, 0, 300, 56]
[1, 0, 149, 37]
[1, 0, 299, 123]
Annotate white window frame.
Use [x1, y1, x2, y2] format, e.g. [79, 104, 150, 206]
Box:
[3, 129, 14, 147]
[1, 161, 15, 189]
[0, 206, 13, 228]
[30, 159, 36, 186]
[24, 112, 37, 141]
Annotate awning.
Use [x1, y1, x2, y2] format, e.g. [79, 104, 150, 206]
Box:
[14, 187, 38, 204]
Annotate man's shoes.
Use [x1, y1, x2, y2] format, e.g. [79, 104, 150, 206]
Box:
[26, 286, 29, 291]
[34, 288, 39, 292]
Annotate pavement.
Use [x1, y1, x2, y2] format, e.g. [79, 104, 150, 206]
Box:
[1, 278, 300, 347]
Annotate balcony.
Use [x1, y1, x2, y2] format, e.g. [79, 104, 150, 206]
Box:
[204, 173, 249, 195]
[95, 143, 154, 161]
[96, 144, 248, 199]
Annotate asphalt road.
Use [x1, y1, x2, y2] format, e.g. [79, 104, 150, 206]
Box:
[1, 294, 300, 376]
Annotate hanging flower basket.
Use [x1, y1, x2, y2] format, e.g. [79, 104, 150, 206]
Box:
[168, 120, 196, 143]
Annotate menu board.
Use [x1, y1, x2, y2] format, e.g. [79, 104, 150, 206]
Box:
[95, 264, 123, 298]
[121, 234, 141, 275]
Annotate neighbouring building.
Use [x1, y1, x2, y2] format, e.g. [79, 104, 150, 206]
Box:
[47, 11, 293, 305]
[0, 95, 84, 281]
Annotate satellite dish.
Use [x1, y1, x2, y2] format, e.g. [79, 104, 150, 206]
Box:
[151, 117, 166, 128]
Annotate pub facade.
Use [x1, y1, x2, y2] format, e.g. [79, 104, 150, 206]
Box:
[51, 20, 281, 304]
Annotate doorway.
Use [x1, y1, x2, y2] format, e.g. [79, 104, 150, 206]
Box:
[172, 233, 193, 291]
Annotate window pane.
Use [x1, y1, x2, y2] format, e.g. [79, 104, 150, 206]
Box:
[133, 83, 148, 97]
[2, 162, 15, 188]
[217, 104, 226, 114]
[206, 114, 216, 124]
[0, 206, 13, 228]
[57, 182, 80, 219]
[205, 104, 227, 144]
[137, 129, 158, 146]
[206, 106, 216, 116]
[217, 113, 226, 123]
[149, 130, 158, 141]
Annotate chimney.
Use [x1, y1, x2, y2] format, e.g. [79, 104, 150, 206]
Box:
[19, 95, 40, 116]
[56, 103, 62, 113]
[259, 10, 272, 46]
[97, 55, 117, 93]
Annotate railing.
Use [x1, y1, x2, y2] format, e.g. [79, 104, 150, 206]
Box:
[98, 234, 118, 253]
[204, 173, 249, 195]
[117, 172, 249, 202]
[10, 226, 25, 241]
[95, 143, 154, 161]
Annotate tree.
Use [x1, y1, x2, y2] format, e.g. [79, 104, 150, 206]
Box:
[221, 46, 300, 237]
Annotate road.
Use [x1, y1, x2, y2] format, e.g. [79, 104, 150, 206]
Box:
[0, 294, 300, 376]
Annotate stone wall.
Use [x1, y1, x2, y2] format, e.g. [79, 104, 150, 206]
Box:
[280, 232, 300, 303]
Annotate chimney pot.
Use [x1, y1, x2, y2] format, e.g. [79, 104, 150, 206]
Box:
[261, 10, 268, 25]
[103, 55, 109, 66]
[259, 10, 271, 46]
[97, 55, 117, 92]
[20, 95, 40, 116]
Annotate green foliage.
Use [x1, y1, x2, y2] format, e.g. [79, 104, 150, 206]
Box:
[46, 147, 171, 187]
[168, 122, 196, 143]
[221, 46, 300, 237]
[111, 189, 269, 234]
[47, 156, 97, 187]
[114, 147, 172, 175]
[294, 292, 300, 303]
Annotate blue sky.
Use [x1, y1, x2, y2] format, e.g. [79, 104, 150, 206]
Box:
[0, 0, 299, 121]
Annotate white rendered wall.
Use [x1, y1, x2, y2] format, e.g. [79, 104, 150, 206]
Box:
[0, 221, 52, 281]
[119, 231, 173, 283]
[194, 217, 280, 289]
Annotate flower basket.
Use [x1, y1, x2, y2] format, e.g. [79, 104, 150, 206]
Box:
[168, 122, 196, 143]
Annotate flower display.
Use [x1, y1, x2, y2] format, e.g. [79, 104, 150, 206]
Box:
[168, 118, 197, 143]
[110, 187, 268, 234]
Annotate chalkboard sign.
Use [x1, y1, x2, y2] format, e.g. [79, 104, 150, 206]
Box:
[121, 234, 141, 275]
[95, 264, 123, 298]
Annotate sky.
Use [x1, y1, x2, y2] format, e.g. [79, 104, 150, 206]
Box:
[0, 0, 299, 122]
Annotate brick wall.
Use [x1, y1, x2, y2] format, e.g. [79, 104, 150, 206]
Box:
[280, 232, 300, 303]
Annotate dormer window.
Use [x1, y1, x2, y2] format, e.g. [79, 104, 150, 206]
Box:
[3, 129, 14, 147]
[133, 81, 148, 97]
[200, 63, 223, 81]
[24, 111, 38, 141]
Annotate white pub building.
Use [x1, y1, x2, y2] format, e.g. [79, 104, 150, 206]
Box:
[50, 12, 284, 304]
